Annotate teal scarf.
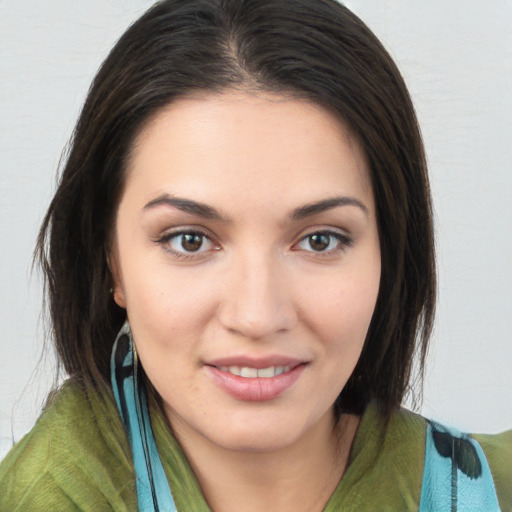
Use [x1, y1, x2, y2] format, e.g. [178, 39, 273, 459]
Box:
[111, 322, 177, 511]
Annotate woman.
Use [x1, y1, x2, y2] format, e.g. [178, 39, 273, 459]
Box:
[0, 0, 510, 510]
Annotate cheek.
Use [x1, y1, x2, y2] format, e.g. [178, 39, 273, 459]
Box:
[117, 233, 215, 318]
[300, 262, 380, 348]
[124, 271, 218, 396]
[127, 270, 218, 337]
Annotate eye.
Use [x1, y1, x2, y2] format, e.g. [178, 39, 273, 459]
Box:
[157, 230, 218, 258]
[296, 231, 352, 254]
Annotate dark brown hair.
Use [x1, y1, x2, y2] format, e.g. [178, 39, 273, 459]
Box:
[37, 0, 436, 417]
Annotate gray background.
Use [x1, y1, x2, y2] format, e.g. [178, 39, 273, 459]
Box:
[1, 0, 511, 460]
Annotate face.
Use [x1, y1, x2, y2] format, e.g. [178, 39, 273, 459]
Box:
[111, 90, 381, 454]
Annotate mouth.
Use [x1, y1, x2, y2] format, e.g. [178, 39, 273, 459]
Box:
[215, 365, 293, 378]
[205, 360, 307, 401]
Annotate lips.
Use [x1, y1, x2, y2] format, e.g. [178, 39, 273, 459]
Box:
[207, 355, 304, 370]
[217, 365, 292, 378]
[205, 356, 307, 401]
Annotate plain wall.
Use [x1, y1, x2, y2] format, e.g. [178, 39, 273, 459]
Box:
[1, 0, 511, 460]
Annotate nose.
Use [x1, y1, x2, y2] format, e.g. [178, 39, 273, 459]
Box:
[217, 252, 298, 340]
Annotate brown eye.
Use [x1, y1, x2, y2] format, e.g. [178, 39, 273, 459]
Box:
[308, 233, 330, 251]
[159, 230, 216, 257]
[181, 233, 204, 252]
[297, 231, 352, 254]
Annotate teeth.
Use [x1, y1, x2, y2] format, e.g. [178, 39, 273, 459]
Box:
[257, 367, 275, 378]
[240, 367, 258, 378]
[218, 365, 292, 378]
[229, 366, 241, 376]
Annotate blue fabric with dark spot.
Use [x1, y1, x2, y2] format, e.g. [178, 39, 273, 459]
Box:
[420, 421, 501, 511]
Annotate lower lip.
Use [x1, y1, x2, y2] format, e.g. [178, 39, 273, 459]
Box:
[207, 364, 306, 401]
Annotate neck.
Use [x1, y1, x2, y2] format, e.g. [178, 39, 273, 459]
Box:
[168, 410, 360, 512]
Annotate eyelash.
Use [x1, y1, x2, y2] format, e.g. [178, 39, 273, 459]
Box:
[295, 230, 353, 256]
[155, 230, 219, 260]
[155, 228, 353, 260]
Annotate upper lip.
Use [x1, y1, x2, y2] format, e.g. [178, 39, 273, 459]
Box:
[206, 355, 306, 369]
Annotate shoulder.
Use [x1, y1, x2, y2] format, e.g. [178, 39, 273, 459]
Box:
[420, 420, 511, 512]
[0, 378, 137, 511]
[474, 429, 512, 511]
[343, 404, 511, 511]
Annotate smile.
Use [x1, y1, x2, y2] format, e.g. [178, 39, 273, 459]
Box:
[207, 363, 306, 401]
[217, 366, 292, 378]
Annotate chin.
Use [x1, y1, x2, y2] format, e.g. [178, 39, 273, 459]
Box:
[170, 404, 314, 454]
[208, 424, 304, 454]
[209, 404, 334, 454]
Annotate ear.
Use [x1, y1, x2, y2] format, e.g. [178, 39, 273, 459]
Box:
[107, 250, 127, 309]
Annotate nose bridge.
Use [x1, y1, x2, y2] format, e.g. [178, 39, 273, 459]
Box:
[218, 247, 296, 339]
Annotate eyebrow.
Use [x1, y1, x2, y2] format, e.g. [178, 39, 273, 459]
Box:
[143, 194, 368, 221]
[291, 196, 369, 220]
[143, 194, 230, 221]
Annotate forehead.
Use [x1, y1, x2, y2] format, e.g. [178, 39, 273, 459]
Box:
[123, 89, 373, 212]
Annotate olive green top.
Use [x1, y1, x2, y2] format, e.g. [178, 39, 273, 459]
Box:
[1, 379, 510, 511]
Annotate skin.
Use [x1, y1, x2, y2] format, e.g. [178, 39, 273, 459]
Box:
[111, 89, 381, 511]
